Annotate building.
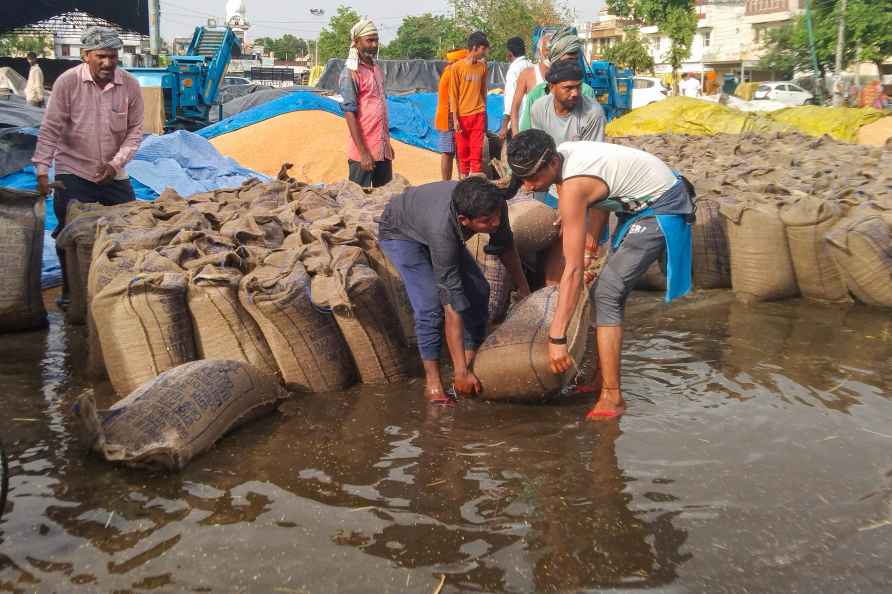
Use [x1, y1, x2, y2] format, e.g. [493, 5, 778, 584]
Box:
[20, 11, 149, 65]
[579, 0, 805, 83]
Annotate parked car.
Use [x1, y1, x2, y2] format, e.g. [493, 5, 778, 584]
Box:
[222, 76, 252, 87]
[753, 82, 814, 106]
[631, 76, 669, 109]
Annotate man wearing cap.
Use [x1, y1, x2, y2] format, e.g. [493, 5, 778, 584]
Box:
[33, 26, 144, 309]
[516, 26, 596, 133]
[340, 18, 394, 188]
[526, 59, 607, 286]
[506, 130, 695, 421]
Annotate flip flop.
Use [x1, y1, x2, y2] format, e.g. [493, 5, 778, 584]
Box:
[585, 408, 622, 421]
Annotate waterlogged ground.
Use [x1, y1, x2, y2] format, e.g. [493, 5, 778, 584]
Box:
[1, 290, 891, 594]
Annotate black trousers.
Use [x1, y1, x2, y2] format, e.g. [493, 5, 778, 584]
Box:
[347, 159, 393, 188]
[53, 174, 136, 296]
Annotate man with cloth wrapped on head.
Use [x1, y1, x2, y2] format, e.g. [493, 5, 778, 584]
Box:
[33, 26, 144, 309]
[516, 26, 596, 134]
[506, 130, 696, 420]
[339, 18, 394, 188]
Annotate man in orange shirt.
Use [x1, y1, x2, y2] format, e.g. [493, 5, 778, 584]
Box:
[449, 32, 490, 177]
[434, 48, 468, 181]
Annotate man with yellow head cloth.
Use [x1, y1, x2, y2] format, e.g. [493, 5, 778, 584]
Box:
[339, 18, 394, 187]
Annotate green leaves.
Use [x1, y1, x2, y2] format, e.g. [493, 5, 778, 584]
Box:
[0, 34, 49, 58]
[604, 29, 655, 72]
[380, 14, 466, 60]
[606, 0, 698, 71]
[317, 6, 362, 66]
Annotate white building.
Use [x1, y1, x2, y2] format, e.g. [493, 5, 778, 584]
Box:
[26, 11, 149, 64]
[580, 0, 806, 82]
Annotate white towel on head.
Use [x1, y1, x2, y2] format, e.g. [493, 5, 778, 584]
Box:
[346, 18, 378, 71]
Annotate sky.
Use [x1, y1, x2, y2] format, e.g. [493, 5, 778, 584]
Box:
[159, 0, 605, 44]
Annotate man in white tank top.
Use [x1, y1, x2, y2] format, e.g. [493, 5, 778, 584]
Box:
[506, 130, 694, 421]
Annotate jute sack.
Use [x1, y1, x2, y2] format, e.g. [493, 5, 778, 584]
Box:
[780, 195, 851, 303]
[56, 207, 106, 325]
[473, 284, 591, 402]
[466, 233, 513, 324]
[76, 359, 287, 470]
[826, 212, 892, 308]
[221, 213, 285, 248]
[188, 263, 278, 377]
[240, 249, 356, 392]
[719, 195, 799, 303]
[0, 188, 46, 332]
[308, 242, 413, 384]
[92, 269, 196, 396]
[691, 197, 731, 289]
[356, 228, 417, 347]
[508, 199, 560, 257]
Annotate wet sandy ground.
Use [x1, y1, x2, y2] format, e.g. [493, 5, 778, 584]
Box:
[1, 290, 891, 594]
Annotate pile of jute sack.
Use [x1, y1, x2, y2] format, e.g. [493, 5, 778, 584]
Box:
[612, 132, 892, 306]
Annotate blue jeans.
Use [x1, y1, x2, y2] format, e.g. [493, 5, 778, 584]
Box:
[379, 239, 490, 361]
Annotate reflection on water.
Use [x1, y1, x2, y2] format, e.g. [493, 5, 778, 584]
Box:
[1, 292, 891, 593]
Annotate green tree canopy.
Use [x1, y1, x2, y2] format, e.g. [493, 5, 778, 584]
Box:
[448, 0, 566, 62]
[381, 14, 467, 59]
[254, 35, 309, 60]
[317, 6, 362, 66]
[606, 0, 697, 74]
[604, 29, 655, 73]
[0, 34, 50, 57]
[759, 0, 892, 77]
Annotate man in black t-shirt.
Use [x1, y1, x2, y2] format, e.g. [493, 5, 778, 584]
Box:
[378, 177, 530, 403]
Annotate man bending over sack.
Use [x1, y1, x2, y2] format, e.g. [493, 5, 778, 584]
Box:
[506, 130, 695, 420]
[378, 178, 531, 404]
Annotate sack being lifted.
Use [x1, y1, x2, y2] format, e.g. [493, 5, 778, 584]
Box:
[77, 359, 288, 470]
[825, 209, 892, 308]
[473, 284, 591, 402]
[0, 188, 46, 332]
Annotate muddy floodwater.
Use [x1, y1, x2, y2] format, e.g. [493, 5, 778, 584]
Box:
[1, 291, 891, 594]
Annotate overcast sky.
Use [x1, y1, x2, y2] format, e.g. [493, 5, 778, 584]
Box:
[159, 0, 605, 44]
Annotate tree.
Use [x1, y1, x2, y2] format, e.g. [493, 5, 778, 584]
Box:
[0, 34, 50, 57]
[606, 0, 698, 91]
[449, 0, 567, 62]
[254, 35, 309, 60]
[317, 6, 362, 66]
[759, 0, 891, 78]
[381, 14, 466, 59]
[604, 29, 655, 73]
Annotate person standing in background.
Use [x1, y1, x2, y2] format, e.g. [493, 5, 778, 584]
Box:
[448, 31, 490, 178]
[25, 52, 45, 107]
[32, 27, 144, 309]
[434, 48, 468, 181]
[680, 72, 701, 98]
[509, 34, 552, 147]
[498, 37, 532, 142]
[340, 18, 394, 188]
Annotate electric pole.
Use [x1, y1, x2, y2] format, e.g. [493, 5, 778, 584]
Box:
[832, 0, 847, 106]
[149, 0, 161, 66]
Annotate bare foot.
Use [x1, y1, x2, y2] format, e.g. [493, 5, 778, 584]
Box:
[426, 385, 454, 406]
[585, 388, 625, 421]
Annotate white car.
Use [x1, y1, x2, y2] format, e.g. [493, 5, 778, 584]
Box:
[631, 76, 669, 109]
[753, 82, 814, 106]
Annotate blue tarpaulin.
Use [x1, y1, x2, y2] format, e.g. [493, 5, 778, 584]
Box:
[198, 91, 506, 153]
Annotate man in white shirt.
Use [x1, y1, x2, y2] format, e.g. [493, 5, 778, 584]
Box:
[25, 52, 45, 107]
[498, 37, 532, 141]
[681, 72, 701, 98]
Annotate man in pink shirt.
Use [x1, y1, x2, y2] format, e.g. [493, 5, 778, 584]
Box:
[339, 18, 394, 188]
[33, 27, 144, 308]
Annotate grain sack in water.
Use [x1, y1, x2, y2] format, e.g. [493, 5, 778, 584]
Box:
[240, 250, 356, 392]
[779, 195, 851, 303]
[0, 188, 46, 332]
[691, 197, 731, 289]
[356, 228, 417, 347]
[826, 211, 892, 308]
[92, 270, 197, 396]
[76, 359, 287, 470]
[188, 263, 279, 377]
[309, 244, 413, 384]
[473, 284, 591, 402]
[720, 195, 799, 302]
[466, 233, 513, 324]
